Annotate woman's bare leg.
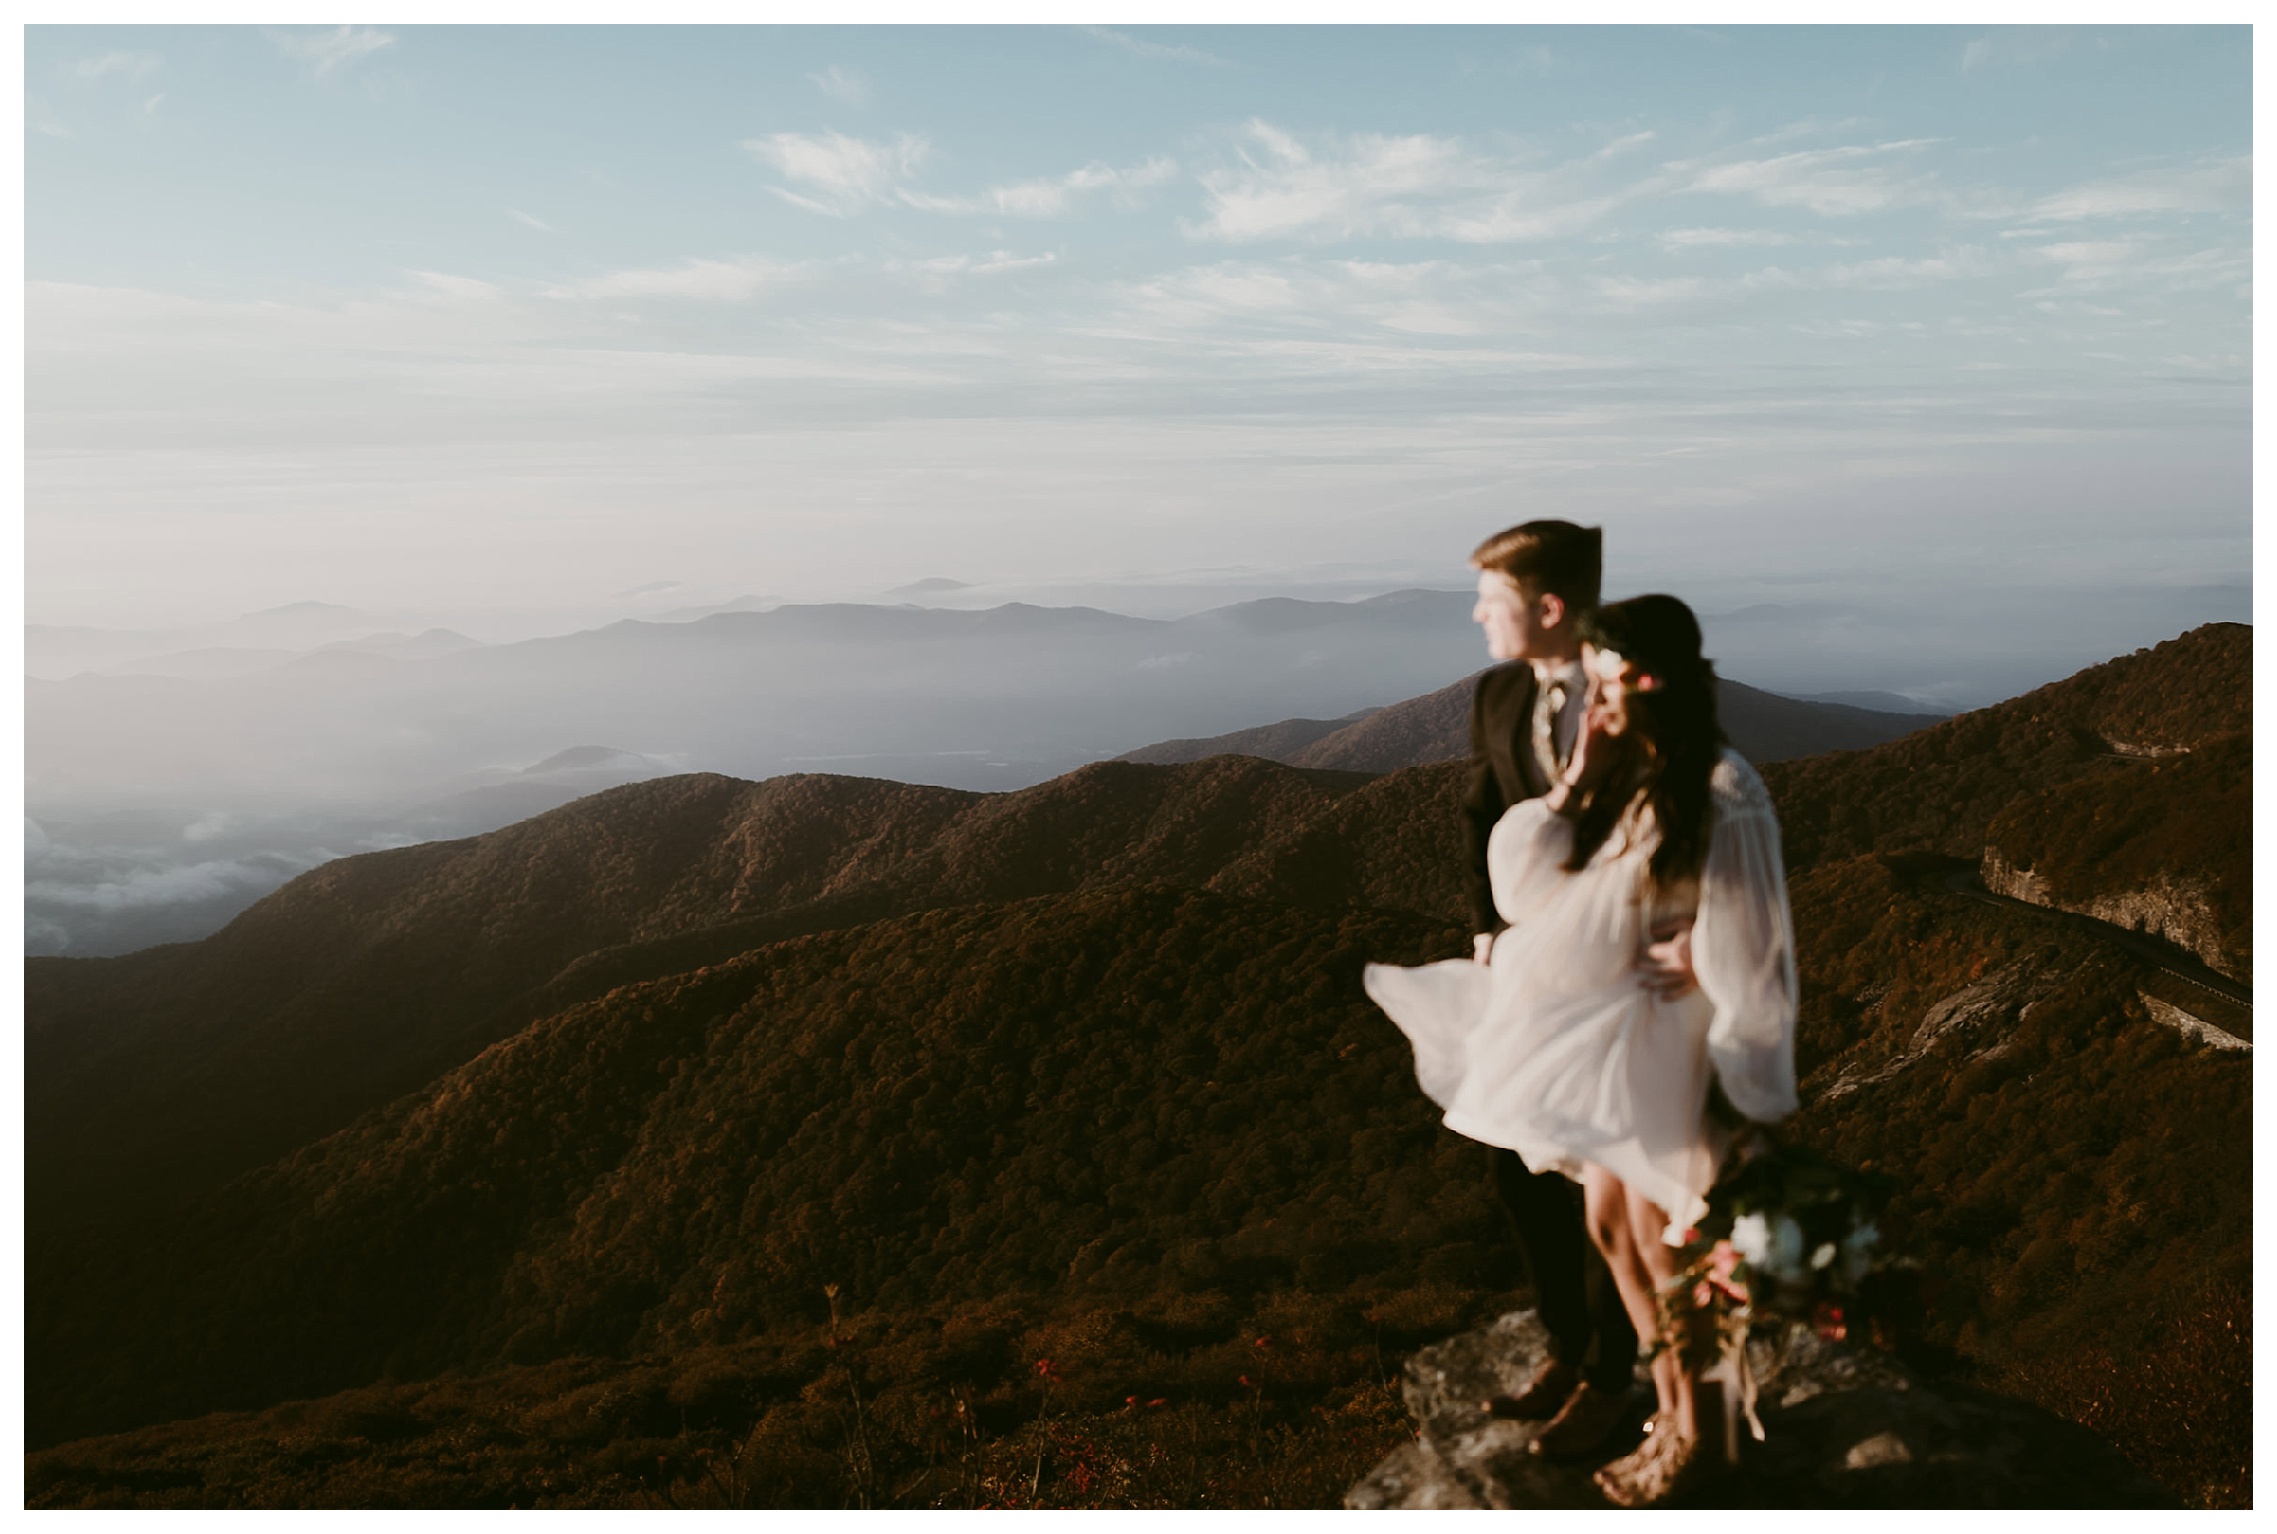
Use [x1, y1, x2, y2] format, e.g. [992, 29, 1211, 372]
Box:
[1622, 1192, 1721, 1450]
[1580, 1167, 1670, 1421]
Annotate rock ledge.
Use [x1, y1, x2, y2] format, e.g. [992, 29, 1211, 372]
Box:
[1345, 1309, 2174, 1509]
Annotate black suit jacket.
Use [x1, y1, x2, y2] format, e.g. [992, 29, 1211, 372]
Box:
[1462, 661, 1555, 935]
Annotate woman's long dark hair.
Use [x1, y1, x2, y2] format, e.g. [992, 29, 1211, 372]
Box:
[1564, 594, 1725, 887]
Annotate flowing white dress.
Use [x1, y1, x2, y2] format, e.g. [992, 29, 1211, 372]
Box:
[1364, 749, 1798, 1239]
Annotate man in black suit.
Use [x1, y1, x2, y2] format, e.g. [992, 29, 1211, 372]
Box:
[1460, 519, 1690, 1460]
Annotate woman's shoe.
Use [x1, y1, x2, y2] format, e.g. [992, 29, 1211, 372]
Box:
[1591, 1419, 1675, 1507]
[1595, 1424, 1727, 1508]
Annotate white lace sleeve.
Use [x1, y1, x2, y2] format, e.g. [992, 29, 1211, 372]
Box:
[1487, 798, 1576, 929]
[1692, 754, 1800, 1122]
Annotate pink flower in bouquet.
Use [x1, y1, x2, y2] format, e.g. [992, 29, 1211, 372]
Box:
[1705, 1239, 1750, 1302]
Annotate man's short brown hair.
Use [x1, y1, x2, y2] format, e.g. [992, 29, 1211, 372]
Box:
[1469, 520, 1602, 611]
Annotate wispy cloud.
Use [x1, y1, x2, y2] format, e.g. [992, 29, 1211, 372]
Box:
[1082, 27, 1229, 68]
[1587, 247, 1988, 314]
[742, 130, 931, 215]
[408, 270, 504, 302]
[545, 256, 796, 302]
[508, 208, 555, 232]
[1819, 250, 1989, 289]
[1659, 227, 1801, 251]
[810, 65, 872, 107]
[1960, 29, 2074, 73]
[74, 51, 161, 83]
[894, 250, 1058, 277]
[909, 156, 1179, 218]
[1684, 139, 1943, 217]
[271, 25, 396, 78]
[1191, 120, 1633, 244]
[2029, 156, 2248, 221]
[2022, 237, 2247, 297]
[28, 97, 71, 138]
[885, 250, 1060, 294]
[1106, 256, 1557, 346]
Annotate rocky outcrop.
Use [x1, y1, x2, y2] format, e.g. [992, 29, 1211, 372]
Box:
[1982, 850, 2231, 978]
[1345, 1309, 2174, 1509]
[2138, 993, 2249, 1052]
[1979, 850, 2051, 907]
[1817, 957, 2054, 1105]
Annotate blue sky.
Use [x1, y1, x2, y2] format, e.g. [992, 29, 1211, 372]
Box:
[24, 24, 2251, 698]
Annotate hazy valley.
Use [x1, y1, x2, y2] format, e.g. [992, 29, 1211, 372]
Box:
[26, 591, 1945, 956]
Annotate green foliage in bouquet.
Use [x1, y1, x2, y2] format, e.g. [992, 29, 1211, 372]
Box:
[1654, 1133, 1896, 1371]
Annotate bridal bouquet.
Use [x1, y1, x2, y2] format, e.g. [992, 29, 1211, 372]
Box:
[1655, 1133, 1893, 1371]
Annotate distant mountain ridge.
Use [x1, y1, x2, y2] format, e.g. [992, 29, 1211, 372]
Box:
[29, 589, 1489, 813]
[1120, 672, 1949, 771]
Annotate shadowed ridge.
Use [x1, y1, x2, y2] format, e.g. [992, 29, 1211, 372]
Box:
[26, 758, 1382, 1231]
[1118, 715, 1359, 767]
[1764, 621, 2251, 869]
[26, 772, 968, 1228]
[1129, 671, 1946, 776]
[28, 887, 1467, 1448]
[1291, 676, 1475, 772]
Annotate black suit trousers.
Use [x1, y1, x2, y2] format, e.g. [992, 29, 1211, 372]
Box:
[1491, 1147, 1638, 1388]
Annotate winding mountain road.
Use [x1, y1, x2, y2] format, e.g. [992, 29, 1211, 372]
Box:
[1935, 864, 2251, 1043]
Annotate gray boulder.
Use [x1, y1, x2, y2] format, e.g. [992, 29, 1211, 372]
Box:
[1346, 1309, 2175, 1509]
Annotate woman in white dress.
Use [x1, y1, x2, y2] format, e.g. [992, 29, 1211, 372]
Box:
[1363, 594, 1798, 1506]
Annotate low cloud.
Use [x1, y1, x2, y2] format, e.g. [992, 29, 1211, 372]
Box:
[28, 856, 297, 913]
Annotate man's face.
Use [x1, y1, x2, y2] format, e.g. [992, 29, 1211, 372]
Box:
[1472, 571, 1564, 662]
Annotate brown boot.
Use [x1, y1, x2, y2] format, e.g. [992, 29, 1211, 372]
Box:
[1529, 1378, 1633, 1461]
[1480, 1358, 1579, 1420]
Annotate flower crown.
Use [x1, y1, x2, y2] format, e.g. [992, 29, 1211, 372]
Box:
[1593, 646, 1665, 694]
